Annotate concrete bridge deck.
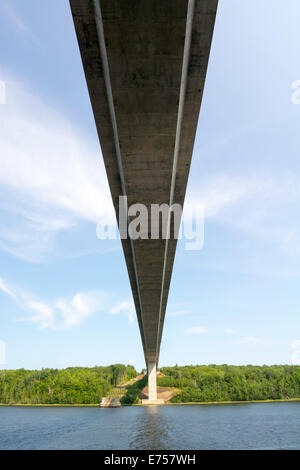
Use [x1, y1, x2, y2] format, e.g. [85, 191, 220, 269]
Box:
[70, 0, 218, 401]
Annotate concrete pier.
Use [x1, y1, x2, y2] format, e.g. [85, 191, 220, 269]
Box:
[148, 362, 157, 401]
[141, 362, 164, 405]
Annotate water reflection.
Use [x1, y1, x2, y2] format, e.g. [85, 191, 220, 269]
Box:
[130, 406, 170, 450]
[0, 403, 299, 450]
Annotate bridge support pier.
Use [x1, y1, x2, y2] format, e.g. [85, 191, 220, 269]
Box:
[141, 361, 164, 405]
[148, 362, 157, 401]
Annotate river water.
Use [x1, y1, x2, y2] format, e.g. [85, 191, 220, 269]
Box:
[0, 402, 299, 450]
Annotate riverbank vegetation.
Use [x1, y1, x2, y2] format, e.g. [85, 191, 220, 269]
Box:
[0, 365, 137, 405]
[121, 375, 147, 404]
[1, 364, 300, 405]
[158, 365, 300, 403]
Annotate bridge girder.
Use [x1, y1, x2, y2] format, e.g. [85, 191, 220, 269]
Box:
[70, 0, 218, 367]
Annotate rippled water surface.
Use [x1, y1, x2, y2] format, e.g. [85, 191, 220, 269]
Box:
[0, 402, 299, 450]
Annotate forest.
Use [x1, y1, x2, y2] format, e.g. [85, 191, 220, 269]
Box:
[1, 364, 300, 405]
[0, 364, 137, 405]
[158, 365, 300, 402]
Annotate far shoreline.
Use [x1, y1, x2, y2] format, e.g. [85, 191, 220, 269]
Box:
[1, 398, 300, 407]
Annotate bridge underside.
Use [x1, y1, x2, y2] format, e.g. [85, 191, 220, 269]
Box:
[70, 0, 218, 387]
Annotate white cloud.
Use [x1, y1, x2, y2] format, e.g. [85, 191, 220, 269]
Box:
[168, 309, 190, 317]
[188, 172, 300, 224]
[233, 336, 264, 345]
[186, 174, 253, 219]
[110, 299, 135, 323]
[0, 1, 28, 32]
[291, 340, 300, 365]
[1, 71, 299, 267]
[0, 275, 135, 329]
[185, 326, 238, 336]
[185, 171, 300, 276]
[0, 340, 6, 365]
[185, 326, 209, 335]
[26, 301, 54, 329]
[0, 277, 16, 299]
[224, 328, 236, 335]
[0, 70, 115, 262]
[292, 339, 300, 349]
[56, 291, 107, 329]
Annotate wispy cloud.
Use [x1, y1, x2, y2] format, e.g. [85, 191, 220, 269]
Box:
[55, 291, 108, 329]
[224, 328, 236, 335]
[185, 326, 239, 336]
[291, 340, 300, 365]
[188, 172, 300, 230]
[233, 336, 264, 345]
[110, 299, 135, 324]
[0, 1, 29, 32]
[26, 300, 54, 329]
[0, 277, 16, 299]
[185, 170, 300, 278]
[0, 276, 135, 329]
[168, 309, 190, 317]
[292, 339, 300, 349]
[0, 70, 115, 262]
[185, 326, 210, 335]
[1, 70, 299, 267]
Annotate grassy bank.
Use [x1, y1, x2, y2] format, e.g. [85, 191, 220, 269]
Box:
[0, 403, 100, 407]
[1, 397, 300, 407]
[161, 398, 300, 406]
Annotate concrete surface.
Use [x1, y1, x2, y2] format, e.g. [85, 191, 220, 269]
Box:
[70, 0, 218, 372]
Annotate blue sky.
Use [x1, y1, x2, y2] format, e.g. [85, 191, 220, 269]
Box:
[1, 0, 300, 371]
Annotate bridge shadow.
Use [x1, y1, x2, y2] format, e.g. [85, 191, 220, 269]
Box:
[121, 375, 147, 405]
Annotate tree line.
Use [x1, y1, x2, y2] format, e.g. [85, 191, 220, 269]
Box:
[0, 364, 137, 405]
[1, 364, 299, 405]
[158, 365, 300, 402]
